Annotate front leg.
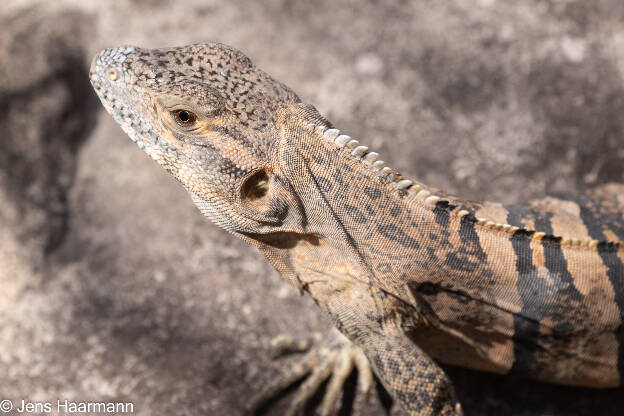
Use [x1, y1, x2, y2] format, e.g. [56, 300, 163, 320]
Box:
[318, 283, 462, 416]
[361, 329, 462, 416]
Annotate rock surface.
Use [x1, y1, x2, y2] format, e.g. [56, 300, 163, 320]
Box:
[1, 1, 624, 415]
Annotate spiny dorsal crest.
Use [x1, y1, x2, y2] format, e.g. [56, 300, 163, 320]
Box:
[307, 123, 623, 252]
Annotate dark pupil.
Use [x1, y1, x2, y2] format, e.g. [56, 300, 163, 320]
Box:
[178, 110, 190, 122]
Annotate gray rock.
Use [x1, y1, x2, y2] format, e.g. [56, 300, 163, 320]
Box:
[1, 1, 624, 416]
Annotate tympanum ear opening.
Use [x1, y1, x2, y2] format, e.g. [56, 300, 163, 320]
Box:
[241, 169, 270, 203]
[238, 168, 297, 228]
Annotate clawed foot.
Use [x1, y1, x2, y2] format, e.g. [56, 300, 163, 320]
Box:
[246, 328, 373, 416]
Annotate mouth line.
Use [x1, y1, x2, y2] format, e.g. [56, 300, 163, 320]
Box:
[92, 83, 180, 161]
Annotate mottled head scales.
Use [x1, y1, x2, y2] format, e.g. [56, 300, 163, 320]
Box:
[90, 43, 305, 233]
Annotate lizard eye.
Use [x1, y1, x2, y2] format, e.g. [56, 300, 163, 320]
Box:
[172, 109, 197, 127]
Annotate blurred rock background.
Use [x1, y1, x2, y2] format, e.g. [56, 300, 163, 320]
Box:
[1, 1, 623, 415]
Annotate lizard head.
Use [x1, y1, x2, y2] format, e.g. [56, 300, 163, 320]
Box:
[90, 43, 317, 235]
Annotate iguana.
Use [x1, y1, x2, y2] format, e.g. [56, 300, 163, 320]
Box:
[89, 42, 624, 416]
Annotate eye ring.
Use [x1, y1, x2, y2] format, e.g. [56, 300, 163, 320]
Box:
[172, 109, 197, 127]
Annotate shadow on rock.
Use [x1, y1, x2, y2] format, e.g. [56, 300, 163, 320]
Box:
[0, 7, 99, 256]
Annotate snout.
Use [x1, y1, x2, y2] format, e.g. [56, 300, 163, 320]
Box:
[89, 46, 137, 88]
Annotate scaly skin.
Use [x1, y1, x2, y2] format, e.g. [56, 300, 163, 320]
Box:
[90, 43, 624, 415]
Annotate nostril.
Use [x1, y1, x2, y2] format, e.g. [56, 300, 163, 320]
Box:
[107, 69, 119, 81]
